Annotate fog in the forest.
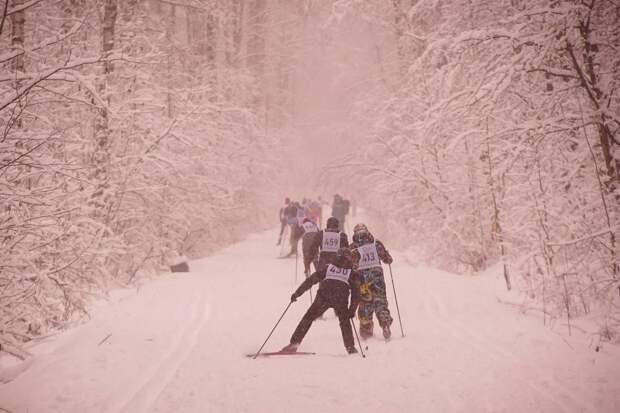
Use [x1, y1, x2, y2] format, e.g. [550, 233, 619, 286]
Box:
[1, 0, 618, 358]
[273, 5, 392, 193]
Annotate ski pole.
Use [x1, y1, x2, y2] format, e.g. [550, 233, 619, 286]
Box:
[351, 318, 366, 358]
[252, 301, 293, 359]
[388, 264, 404, 337]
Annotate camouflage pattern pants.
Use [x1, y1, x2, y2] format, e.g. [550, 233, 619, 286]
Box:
[356, 268, 392, 337]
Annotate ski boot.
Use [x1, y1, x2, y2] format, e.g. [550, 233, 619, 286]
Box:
[280, 343, 299, 353]
[346, 346, 358, 354]
[382, 324, 391, 340]
[359, 325, 373, 340]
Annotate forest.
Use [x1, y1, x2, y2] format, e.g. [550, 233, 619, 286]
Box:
[1, 0, 618, 357]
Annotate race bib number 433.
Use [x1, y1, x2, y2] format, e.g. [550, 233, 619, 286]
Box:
[357, 243, 381, 269]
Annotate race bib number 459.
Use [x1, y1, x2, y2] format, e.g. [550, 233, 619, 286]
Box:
[322, 232, 340, 252]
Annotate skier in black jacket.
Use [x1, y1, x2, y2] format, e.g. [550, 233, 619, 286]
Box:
[283, 201, 303, 257]
[331, 194, 348, 232]
[301, 218, 320, 275]
[307, 216, 349, 271]
[281, 248, 361, 354]
[277, 197, 291, 245]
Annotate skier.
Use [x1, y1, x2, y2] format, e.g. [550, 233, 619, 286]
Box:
[301, 218, 320, 275]
[277, 197, 291, 245]
[331, 194, 350, 232]
[281, 247, 361, 354]
[307, 198, 322, 227]
[307, 216, 349, 271]
[349, 223, 394, 340]
[283, 201, 304, 258]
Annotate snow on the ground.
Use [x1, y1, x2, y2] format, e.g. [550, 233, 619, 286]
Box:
[1, 228, 619, 413]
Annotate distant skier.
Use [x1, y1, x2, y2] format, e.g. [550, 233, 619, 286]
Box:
[283, 201, 304, 257]
[331, 194, 351, 232]
[307, 216, 349, 271]
[301, 218, 320, 275]
[350, 223, 394, 340]
[281, 247, 361, 354]
[277, 197, 291, 246]
[307, 198, 322, 227]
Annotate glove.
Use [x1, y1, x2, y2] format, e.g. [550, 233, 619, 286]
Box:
[290, 293, 298, 302]
[347, 308, 356, 319]
[386, 256, 393, 265]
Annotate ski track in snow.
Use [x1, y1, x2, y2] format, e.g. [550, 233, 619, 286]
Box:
[426, 293, 577, 412]
[109, 289, 211, 413]
[1, 227, 619, 413]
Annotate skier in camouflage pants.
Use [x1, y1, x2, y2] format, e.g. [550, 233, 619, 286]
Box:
[350, 223, 394, 339]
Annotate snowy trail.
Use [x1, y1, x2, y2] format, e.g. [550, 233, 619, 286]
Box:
[1, 229, 619, 413]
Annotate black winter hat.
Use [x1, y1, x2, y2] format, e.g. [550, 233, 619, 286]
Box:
[326, 217, 339, 229]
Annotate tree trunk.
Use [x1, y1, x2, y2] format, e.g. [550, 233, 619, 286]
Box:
[91, 0, 118, 212]
[230, 0, 244, 68]
[10, 0, 25, 128]
[165, 3, 175, 118]
[247, 0, 267, 115]
[10, 0, 25, 74]
[565, 4, 620, 193]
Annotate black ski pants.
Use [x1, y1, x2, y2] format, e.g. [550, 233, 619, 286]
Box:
[290, 287, 354, 350]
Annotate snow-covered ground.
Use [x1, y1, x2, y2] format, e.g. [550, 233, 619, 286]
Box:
[1, 228, 619, 413]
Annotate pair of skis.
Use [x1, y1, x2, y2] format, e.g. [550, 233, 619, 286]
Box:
[246, 351, 315, 358]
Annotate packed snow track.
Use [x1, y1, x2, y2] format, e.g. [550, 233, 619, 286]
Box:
[1, 229, 619, 413]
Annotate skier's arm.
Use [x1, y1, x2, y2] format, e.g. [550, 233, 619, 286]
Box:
[340, 232, 349, 248]
[291, 269, 324, 301]
[349, 243, 361, 271]
[376, 240, 393, 264]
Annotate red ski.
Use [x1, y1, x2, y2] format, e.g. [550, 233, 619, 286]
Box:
[246, 351, 316, 358]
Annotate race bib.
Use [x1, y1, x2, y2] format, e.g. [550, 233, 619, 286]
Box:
[325, 264, 351, 284]
[357, 242, 381, 270]
[322, 231, 340, 252]
[302, 221, 318, 233]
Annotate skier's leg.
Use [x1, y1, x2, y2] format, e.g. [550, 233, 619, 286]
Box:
[357, 301, 374, 338]
[357, 270, 375, 338]
[371, 269, 393, 335]
[277, 220, 286, 244]
[286, 225, 297, 256]
[289, 295, 329, 345]
[334, 300, 355, 350]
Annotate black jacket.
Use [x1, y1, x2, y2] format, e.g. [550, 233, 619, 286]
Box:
[283, 203, 297, 223]
[292, 265, 360, 314]
[307, 230, 349, 271]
